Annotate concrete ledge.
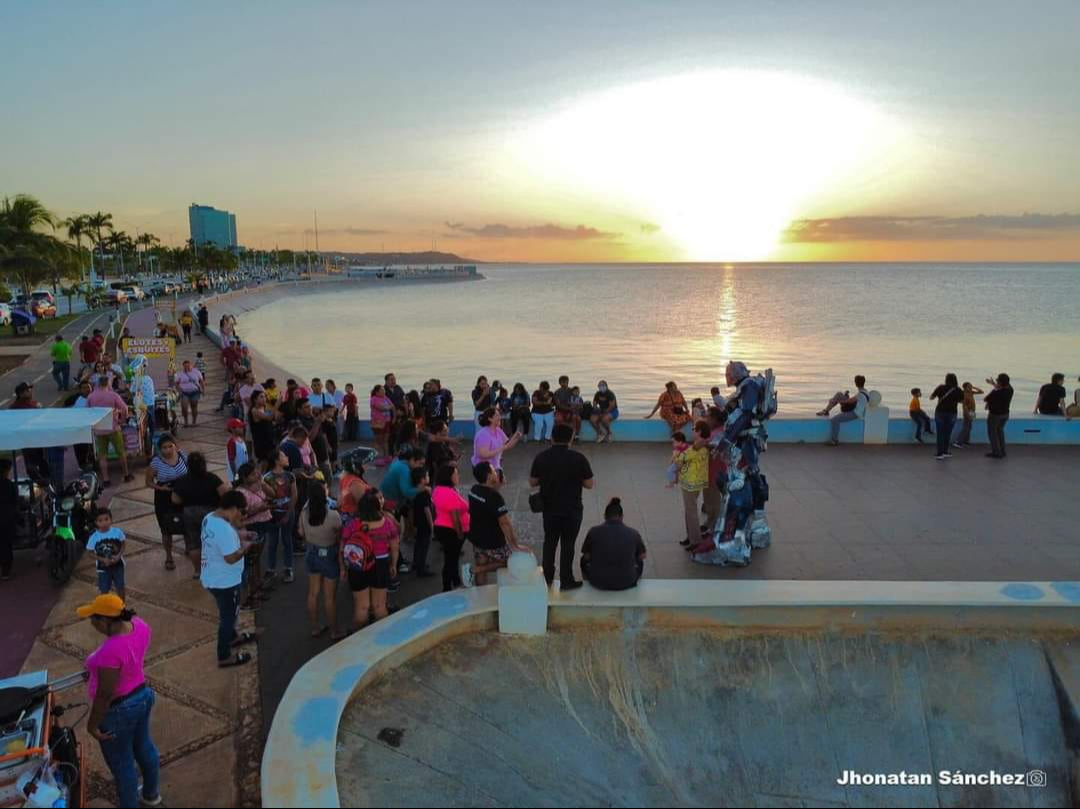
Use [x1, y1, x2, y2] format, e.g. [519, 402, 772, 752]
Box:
[262, 579, 1080, 808]
[224, 414, 1075, 445]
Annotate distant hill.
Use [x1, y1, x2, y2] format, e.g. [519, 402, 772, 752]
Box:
[326, 251, 480, 265]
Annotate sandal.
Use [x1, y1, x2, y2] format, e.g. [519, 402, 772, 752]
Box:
[218, 652, 252, 668]
[123, 474, 135, 483]
[678, 538, 692, 547]
[330, 632, 347, 642]
[310, 625, 328, 638]
[231, 631, 257, 647]
[164, 559, 176, 570]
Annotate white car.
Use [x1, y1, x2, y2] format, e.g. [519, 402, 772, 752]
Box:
[121, 285, 145, 301]
[0, 303, 11, 326]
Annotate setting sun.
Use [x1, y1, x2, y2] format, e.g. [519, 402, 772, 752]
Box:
[515, 70, 900, 260]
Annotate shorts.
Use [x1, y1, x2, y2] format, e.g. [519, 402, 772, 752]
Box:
[306, 544, 340, 578]
[474, 544, 512, 562]
[96, 563, 126, 594]
[94, 431, 125, 458]
[347, 556, 391, 591]
[182, 506, 211, 552]
[180, 390, 201, 402]
[155, 508, 185, 537]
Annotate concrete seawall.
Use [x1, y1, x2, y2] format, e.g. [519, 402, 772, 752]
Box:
[192, 280, 1080, 446]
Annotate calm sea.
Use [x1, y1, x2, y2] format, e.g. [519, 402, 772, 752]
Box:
[239, 263, 1080, 414]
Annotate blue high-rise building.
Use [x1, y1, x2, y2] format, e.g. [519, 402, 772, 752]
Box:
[188, 204, 238, 249]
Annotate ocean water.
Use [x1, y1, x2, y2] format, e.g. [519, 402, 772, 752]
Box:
[239, 263, 1080, 414]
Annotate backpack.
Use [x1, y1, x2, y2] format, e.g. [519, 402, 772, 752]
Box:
[341, 518, 376, 573]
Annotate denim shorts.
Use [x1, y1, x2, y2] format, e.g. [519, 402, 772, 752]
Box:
[97, 563, 126, 594]
[305, 544, 340, 578]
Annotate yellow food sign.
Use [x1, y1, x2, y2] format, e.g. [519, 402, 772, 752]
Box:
[121, 336, 176, 360]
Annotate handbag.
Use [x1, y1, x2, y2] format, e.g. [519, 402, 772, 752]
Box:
[528, 491, 544, 513]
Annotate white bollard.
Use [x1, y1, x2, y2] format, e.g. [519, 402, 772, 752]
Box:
[497, 550, 548, 636]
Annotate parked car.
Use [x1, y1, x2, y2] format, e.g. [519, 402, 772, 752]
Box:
[31, 289, 56, 306]
[0, 303, 11, 326]
[121, 285, 145, 301]
[106, 289, 128, 304]
[10, 295, 57, 319]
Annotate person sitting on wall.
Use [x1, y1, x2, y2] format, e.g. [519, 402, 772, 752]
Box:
[820, 375, 870, 446]
[1035, 372, 1070, 418]
[580, 497, 647, 591]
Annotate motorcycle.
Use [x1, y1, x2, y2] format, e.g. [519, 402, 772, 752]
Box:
[46, 473, 101, 585]
[0, 670, 87, 808]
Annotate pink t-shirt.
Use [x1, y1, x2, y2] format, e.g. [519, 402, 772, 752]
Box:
[369, 395, 394, 428]
[86, 388, 129, 434]
[471, 425, 508, 469]
[86, 617, 151, 702]
[367, 518, 399, 558]
[432, 486, 470, 532]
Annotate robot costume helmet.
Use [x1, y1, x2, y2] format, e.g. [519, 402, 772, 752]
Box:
[341, 447, 377, 476]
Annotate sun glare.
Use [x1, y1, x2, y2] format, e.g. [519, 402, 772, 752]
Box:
[517, 70, 896, 260]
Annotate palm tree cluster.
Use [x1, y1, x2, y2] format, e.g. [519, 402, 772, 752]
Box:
[1, 193, 255, 296]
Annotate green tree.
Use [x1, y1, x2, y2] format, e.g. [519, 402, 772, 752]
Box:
[0, 194, 64, 295]
[136, 232, 159, 274]
[86, 211, 113, 276]
[63, 214, 92, 281]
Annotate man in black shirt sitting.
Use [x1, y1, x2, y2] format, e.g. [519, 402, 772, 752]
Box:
[1035, 373, 1069, 417]
[581, 498, 646, 591]
[529, 423, 594, 590]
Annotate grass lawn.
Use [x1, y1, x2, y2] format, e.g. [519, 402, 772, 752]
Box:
[0, 313, 83, 345]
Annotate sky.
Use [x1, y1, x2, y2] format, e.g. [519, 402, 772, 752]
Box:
[2, 0, 1079, 262]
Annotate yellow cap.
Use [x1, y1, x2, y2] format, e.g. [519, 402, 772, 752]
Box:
[76, 593, 126, 619]
[313, 470, 326, 482]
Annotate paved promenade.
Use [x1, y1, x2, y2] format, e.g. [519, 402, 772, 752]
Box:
[7, 291, 1078, 806]
[14, 312, 262, 808]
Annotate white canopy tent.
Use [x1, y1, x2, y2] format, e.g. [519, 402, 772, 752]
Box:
[0, 408, 115, 451]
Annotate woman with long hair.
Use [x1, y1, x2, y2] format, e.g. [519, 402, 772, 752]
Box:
[432, 463, 469, 592]
[509, 382, 531, 440]
[145, 433, 187, 571]
[343, 490, 396, 631]
[299, 479, 343, 638]
[235, 462, 276, 610]
[248, 389, 278, 462]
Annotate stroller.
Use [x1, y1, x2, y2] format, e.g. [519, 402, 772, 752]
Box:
[154, 390, 180, 437]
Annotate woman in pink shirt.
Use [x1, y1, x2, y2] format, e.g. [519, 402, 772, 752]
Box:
[432, 463, 470, 592]
[78, 594, 160, 808]
[369, 384, 396, 465]
[471, 407, 521, 479]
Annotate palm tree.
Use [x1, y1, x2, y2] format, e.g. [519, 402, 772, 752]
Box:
[63, 214, 91, 281]
[136, 232, 159, 273]
[86, 211, 113, 276]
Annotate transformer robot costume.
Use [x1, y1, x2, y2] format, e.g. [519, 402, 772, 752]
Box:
[690, 361, 777, 567]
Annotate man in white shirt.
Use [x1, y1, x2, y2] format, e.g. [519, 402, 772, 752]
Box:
[824, 375, 869, 446]
[201, 491, 255, 667]
[327, 379, 346, 442]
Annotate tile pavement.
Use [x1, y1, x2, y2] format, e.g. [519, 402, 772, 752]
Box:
[19, 314, 261, 808]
